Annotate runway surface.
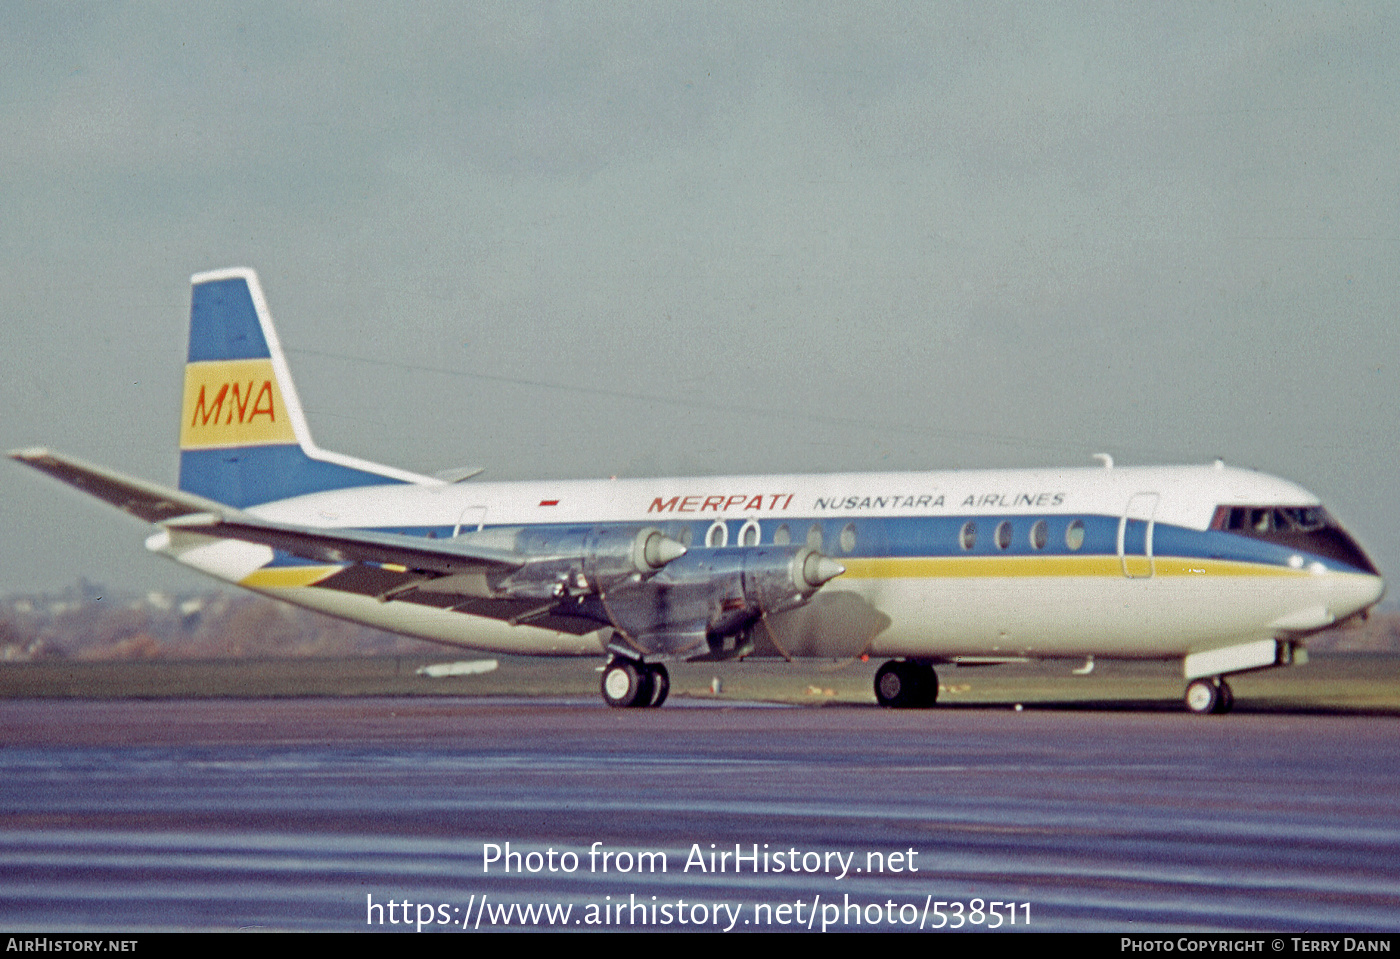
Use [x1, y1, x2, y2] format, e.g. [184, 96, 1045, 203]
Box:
[1, 696, 1398, 932]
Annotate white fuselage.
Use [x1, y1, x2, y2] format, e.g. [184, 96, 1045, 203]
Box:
[151, 462, 1385, 664]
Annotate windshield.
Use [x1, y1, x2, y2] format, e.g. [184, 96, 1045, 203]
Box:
[1211, 505, 1379, 575]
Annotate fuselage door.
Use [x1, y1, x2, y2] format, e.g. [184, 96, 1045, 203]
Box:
[1118, 492, 1159, 578]
[454, 506, 487, 537]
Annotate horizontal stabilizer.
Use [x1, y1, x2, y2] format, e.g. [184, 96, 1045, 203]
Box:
[434, 467, 486, 483]
[167, 513, 525, 575]
[11, 447, 524, 575]
[11, 448, 230, 525]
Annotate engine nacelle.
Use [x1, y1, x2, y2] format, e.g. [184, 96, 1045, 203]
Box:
[743, 546, 848, 615]
[471, 525, 686, 600]
[439, 527, 842, 659]
[596, 545, 845, 657]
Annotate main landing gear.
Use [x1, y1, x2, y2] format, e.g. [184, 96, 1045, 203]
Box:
[1184, 677, 1234, 715]
[874, 660, 939, 709]
[601, 658, 670, 708]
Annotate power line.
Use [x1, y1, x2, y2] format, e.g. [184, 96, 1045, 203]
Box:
[286, 346, 1193, 463]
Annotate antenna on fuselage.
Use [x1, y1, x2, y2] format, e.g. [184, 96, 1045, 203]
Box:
[1092, 453, 1114, 469]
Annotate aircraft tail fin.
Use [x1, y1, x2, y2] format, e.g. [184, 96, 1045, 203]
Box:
[178, 268, 432, 507]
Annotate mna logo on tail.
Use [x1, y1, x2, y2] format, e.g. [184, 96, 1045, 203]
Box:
[179, 358, 296, 449]
[191, 380, 276, 427]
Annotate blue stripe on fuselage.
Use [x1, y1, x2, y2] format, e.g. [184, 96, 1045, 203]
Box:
[259, 513, 1373, 576]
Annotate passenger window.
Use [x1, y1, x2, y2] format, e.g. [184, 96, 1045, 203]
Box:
[1065, 519, 1085, 551]
[1030, 519, 1047, 550]
[706, 521, 728, 548]
[995, 521, 1012, 550]
[807, 524, 823, 550]
[840, 522, 857, 554]
[960, 521, 976, 551]
[739, 521, 760, 547]
[773, 524, 791, 546]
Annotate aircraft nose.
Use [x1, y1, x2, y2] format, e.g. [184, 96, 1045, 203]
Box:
[1332, 571, 1386, 622]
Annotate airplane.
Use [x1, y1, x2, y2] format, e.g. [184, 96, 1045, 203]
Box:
[11, 268, 1386, 714]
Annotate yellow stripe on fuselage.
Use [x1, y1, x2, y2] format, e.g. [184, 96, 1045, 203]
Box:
[240, 556, 1297, 590]
[180, 359, 297, 449]
[840, 556, 1301, 579]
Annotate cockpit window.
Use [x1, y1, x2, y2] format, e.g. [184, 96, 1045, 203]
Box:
[1217, 506, 1327, 534]
[1211, 505, 1378, 574]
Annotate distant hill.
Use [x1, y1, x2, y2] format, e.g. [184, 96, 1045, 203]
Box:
[2, 582, 433, 662]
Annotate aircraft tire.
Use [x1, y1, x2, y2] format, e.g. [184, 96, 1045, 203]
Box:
[1184, 678, 1221, 715]
[874, 661, 904, 707]
[602, 659, 648, 708]
[1213, 680, 1234, 715]
[631, 668, 656, 708]
[912, 663, 939, 707]
[875, 661, 933, 709]
[647, 664, 670, 708]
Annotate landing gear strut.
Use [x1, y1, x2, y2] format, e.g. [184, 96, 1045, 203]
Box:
[601, 658, 670, 708]
[1184, 677, 1234, 715]
[874, 660, 939, 708]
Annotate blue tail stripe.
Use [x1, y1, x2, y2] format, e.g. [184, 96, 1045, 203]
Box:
[188, 277, 270, 363]
[179, 446, 401, 508]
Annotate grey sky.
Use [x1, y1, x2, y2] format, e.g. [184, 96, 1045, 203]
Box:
[3, 3, 1397, 595]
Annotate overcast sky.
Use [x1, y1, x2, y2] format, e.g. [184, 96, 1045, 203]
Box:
[3, 3, 1398, 596]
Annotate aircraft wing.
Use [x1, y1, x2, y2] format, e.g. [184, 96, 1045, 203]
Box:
[9, 447, 524, 575]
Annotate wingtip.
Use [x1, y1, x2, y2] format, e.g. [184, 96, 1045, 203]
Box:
[9, 446, 51, 462]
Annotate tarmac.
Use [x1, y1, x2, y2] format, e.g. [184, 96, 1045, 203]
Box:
[2, 696, 1398, 931]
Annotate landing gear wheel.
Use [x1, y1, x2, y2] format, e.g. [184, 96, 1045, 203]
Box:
[632, 668, 656, 708]
[648, 664, 670, 708]
[875, 661, 906, 707]
[602, 659, 648, 708]
[601, 659, 670, 708]
[912, 664, 939, 707]
[875, 661, 939, 709]
[1185, 678, 1222, 715]
[1214, 680, 1234, 715]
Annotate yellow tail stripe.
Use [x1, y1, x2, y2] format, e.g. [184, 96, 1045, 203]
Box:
[180, 359, 297, 449]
